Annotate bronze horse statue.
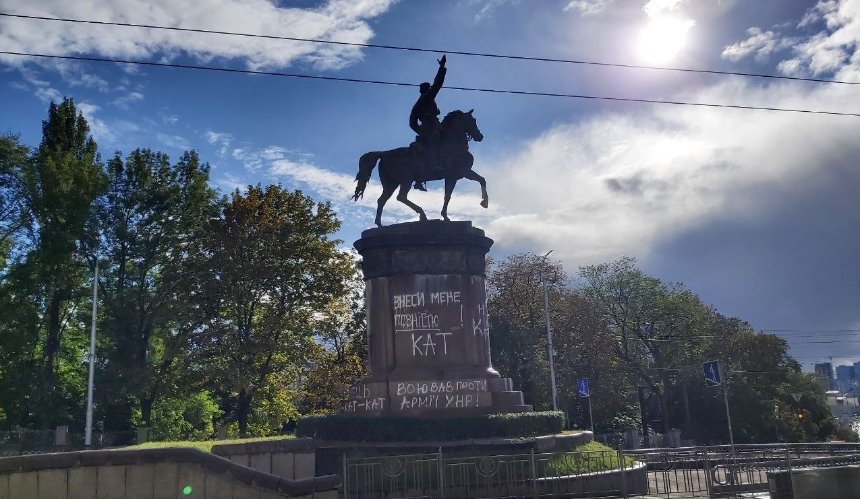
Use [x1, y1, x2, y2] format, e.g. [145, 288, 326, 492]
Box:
[352, 109, 488, 227]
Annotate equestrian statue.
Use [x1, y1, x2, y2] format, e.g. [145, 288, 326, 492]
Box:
[352, 55, 489, 227]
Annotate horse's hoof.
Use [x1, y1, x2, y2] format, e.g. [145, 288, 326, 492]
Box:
[480, 199, 488, 208]
[442, 215, 450, 222]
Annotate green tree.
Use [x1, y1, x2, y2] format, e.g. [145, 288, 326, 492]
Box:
[188, 185, 353, 436]
[580, 258, 717, 439]
[0, 134, 29, 267]
[487, 253, 564, 409]
[0, 134, 32, 429]
[300, 266, 367, 415]
[487, 253, 634, 430]
[10, 98, 105, 427]
[95, 148, 217, 431]
[137, 390, 223, 441]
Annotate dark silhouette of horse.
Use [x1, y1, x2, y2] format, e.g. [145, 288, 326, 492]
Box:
[352, 110, 488, 227]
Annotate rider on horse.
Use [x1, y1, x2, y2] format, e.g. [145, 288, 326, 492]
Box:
[409, 54, 446, 191]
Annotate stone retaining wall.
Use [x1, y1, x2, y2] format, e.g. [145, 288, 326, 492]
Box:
[0, 447, 339, 499]
[212, 438, 315, 481]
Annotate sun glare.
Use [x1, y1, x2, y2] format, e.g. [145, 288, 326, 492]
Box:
[638, 17, 695, 64]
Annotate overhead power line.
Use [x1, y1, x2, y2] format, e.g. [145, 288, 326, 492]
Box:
[2, 51, 859, 117]
[2, 11, 859, 86]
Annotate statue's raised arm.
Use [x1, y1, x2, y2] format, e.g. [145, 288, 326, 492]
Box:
[428, 54, 447, 99]
[409, 55, 447, 135]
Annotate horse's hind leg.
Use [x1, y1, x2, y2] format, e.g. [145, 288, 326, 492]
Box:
[441, 177, 457, 221]
[376, 182, 396, 227]
[396, 181, 427, 221]
[464, 170, 489, 208]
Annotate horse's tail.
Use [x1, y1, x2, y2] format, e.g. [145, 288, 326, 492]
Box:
[352, 151, 382, 201]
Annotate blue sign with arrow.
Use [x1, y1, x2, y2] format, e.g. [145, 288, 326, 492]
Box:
[577, 378, 590, 398]
[703, 360, 722, 387]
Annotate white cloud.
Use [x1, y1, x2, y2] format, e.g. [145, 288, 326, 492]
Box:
[724, 0, 860, 79]
[214, 172, 246, 193]
[472, 0, 520, 22]
[160, 112, 179, 125]
[473, 73, 860, 269]
[205, 130, 233, 157]
[0, 0, 396, 71]
[75, 102, 117, 143]
[112, 91, 144, 110]
[721, 27, 790, 62]
[34, 86, 62, 104]
[563, 0, 613, 16]
[643, 0, 683, 17]
[157, 132, 191, 151]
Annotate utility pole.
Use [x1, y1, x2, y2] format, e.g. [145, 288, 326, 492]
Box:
[541, 250, 558, 411]
[85, 260, 98, 447]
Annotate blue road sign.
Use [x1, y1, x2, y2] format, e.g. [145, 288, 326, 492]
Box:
[577, 378, 590, 398]
[703, 360, 722, 387]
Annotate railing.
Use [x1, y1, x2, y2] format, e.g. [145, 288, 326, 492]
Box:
[625, 443, 860, 498]
[0, 428, 138, 456]
[343, 443, 860, 498]
[343, 448, 641, 498]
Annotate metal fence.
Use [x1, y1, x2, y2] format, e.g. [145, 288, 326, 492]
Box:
[626, 443, 860, 498]
[0, 428, 137, 456]
[342, 443, 860, 498]
[343, 448, 642, 498]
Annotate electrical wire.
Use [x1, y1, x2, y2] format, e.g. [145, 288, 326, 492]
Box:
[2, 11, 858, 86]
[2, 51, 859, 117]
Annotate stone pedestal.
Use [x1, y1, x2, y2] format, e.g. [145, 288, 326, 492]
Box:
[344, 221, 531, 417]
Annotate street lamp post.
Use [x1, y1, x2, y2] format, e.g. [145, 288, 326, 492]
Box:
[541, 250, 558, 411]
[85, 259, 98, 447]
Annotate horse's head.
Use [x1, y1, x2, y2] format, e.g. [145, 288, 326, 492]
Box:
[463, 109, 483, 142]
[442, 109, 484, 143]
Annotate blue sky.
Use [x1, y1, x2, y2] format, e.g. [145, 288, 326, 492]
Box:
[2, 0, 860, 371]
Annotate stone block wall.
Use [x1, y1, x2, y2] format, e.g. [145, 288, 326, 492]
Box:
[0, 447, 339, 499]
[212, 438, 315, 480]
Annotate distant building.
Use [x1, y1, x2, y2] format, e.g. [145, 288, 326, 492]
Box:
[815, 362, 835, 391]
[825, 390, 860, 420]
[836, 365, 856, 381]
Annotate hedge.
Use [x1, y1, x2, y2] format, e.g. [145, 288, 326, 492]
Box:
[295, 411, 564, 442]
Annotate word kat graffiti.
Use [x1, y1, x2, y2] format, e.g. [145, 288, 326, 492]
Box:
[411, 331, 452, 356]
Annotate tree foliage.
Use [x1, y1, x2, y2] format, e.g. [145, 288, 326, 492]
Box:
[0, 100, 359, 441]
[95, 148, 218, 431]
[488, 254, 839, 444]
[185, 185, 353, 436]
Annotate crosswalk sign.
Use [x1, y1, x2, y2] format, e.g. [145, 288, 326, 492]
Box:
[577, 378, 590, 398]
[703, 360, 722, 387]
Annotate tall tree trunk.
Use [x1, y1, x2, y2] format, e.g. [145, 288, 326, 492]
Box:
[661, 385, 672, 437]
[140, 396, 155, 428]
[237, 389, 251, 438]
[682, 380, 692, 440]
[42, 289, 63, 381]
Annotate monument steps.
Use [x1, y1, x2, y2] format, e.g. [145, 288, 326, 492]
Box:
[491, 390, 525, 406]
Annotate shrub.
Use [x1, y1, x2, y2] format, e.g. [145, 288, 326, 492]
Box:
[296, 411, 564, 442]
[142, 391, 223, 441]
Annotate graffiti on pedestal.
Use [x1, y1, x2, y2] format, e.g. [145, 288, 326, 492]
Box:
[390, 275, 488, 358]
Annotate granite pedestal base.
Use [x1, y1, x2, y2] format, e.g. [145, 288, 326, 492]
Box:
[344, 221, 531, 417]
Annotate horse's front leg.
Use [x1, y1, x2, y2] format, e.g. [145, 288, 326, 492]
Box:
[441, 177, 457, 221]
[464, 170, 489, 208]
[396, 181, 427, 221]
